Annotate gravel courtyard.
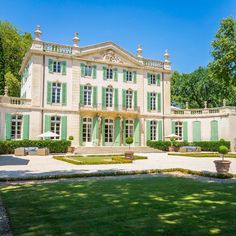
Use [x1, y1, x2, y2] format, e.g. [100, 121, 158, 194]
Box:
[0, 153, 236, 178]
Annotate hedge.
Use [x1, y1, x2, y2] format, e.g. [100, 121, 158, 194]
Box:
[147, 140, 230, 152]
[0, 140, 71, 154]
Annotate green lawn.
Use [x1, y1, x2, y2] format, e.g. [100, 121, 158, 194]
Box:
[168, 152, 236, 158]
[53, 155, 147, 165]
[1, 177, 236, 235]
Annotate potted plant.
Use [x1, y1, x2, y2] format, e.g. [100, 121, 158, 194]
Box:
[67, 136, 75, 153]
[169, 137, 176, 152]
[124, 137, 134, 159]
[214, 145, 231, 174]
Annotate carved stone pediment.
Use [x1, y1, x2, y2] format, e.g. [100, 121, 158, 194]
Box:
[102, 50, 123, 64]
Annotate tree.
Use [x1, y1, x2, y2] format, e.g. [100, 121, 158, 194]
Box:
[209, 17, 236, 85]
[5, 71, 20, 97]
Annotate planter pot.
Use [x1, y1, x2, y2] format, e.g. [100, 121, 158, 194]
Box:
[67, 146, 75, 153]
[214, 160, 231, 174]
[168, 146, 175, 152]
[124, 151, 134, 159]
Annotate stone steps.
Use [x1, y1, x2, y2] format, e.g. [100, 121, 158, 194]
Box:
[74, 146, 162, 155]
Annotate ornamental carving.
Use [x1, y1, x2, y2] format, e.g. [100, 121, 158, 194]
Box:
[103, 50, 123, 64]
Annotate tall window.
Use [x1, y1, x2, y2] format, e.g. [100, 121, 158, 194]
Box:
[11, 115, 23, 140]
[106, 86, 113, 108]
[85, 65, 92, 76]
[150, 92, 156, 111]
[51, 116, 61, 140]
[84, 85, 92, 106]
[52, 83, 61, 103]
[82, 117, 92, 143]
[126, 89, 133, 109]
[126, 71, 132, 82]
[126, 119, 134, 138]
[53, 61, 61, 73]
[105, 119, 113, 143]
[175, 122, 183, 140]
[150, 74, 156, 85]
[150, 120, 157, 141]
[107, 68, 113, 79]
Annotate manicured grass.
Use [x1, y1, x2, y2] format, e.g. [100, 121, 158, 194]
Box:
[53, 154, 147, 165]
[168, 152, 236, 158]
[1, 177, 236, 235]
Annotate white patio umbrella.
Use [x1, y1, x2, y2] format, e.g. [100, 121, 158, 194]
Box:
[37, 131, 59, 138]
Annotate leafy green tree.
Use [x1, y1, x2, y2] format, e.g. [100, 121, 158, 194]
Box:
[209, 17, 236, 85]
[5, 71, 20, 97]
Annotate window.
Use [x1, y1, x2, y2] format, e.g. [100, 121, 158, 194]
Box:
[105, 119, 113, 143]
[53, 61, 61, 73]
[106, 86, 113, 108]
[126, 89, 133, 109]
[51, 116, 61, 140]
[52, 83, 61, 103]
[84, 85, 92, 106]
[11, 115, 23, 140]
[107, 68, 113, 79]
[150, 120, 157, 141]
[85, 65, 92, 76]
[175, 122, 183, 140]
[126, 71, 132, 82]
[82, 117, 92, 143]
[150, 92, 156, 111]
[150, 74, 156, 85]
[125, 119, 134, 138]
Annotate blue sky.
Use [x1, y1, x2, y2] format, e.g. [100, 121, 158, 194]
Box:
[0, 0, 235, 72]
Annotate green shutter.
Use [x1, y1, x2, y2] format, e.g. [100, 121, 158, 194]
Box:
[47, 81, 52, 104]
[93, 86, 97, 107]
[80, 63, 85, 77]
[134, 118, 140, 146]
[48, 59, 53, 73]
[80, 85, 84, 106]
[157, 93, 161, 112]
[61, 61, 67, 75]
[147, 92, 151, 112]
[114, 68, 118, 81]
[114, 88, 118, 111]
[102, 87, 106, 109]
[146, 120, 151, 142]
[158, 120, 163, 141]
[147, 73, 151, 85]
[44, 115, 51, 132]
[210, 120, 218, 141]
[122, 89, 126, 109]
[62, 83, 67, 106]
[183, 121, 188, 142]
[193, 121, 201, 142]
[134, 90, 137, 110]
[93, 116, 98, 146]
[157, 74, 160, 86]
[79, 116, 83, 146]
[23, 115, 30, 140]
[61, 116, 67, 140]
[133, 71, 137, 83]
[102, 118, 105, 146]
[103, 67, 107, 80]
[114, 117, 120, 146]
[92, 65, 97, 79]
[5, 113, 12, 140]
[123, 69, 127, 82]
[123, 118, 126, 145]
[171, 121, 176, 134]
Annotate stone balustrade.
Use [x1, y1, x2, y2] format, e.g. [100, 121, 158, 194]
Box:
[0, 96, 31, 106]
[141, 58, 164, 69]
[43, 42, 73, 54]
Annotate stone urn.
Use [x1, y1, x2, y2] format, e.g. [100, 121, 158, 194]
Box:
[214, 160, 231, 174]
[124, 151, 134, 159]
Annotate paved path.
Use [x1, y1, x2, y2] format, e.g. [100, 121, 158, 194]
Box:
[0, 153, 236, 178]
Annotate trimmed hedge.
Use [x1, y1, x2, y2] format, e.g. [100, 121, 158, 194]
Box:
[0, 140, 71, 154]
[147, 140, 230, 152]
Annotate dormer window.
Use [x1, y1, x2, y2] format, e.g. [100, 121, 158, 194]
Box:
[53, 61, 61, 73]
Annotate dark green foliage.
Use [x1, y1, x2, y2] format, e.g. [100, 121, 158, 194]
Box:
[126, 137, 133, 145]
[0, 140, 71, 154]
[68, 136, 74, 141]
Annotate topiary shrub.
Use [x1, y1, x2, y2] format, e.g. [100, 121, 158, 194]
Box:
[218, 145, 229, 160]
[126, 137, 133, 150]
[68, 136, 74, 141]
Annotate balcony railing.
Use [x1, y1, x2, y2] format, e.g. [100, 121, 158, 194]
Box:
[43, 42, 73, 54]
[141, 58, 164, 69]
[79, 103, 140, 113]
[0, 96, 31, 106]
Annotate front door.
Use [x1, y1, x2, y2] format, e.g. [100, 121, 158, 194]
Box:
[82, 117, 92, 146]
[105, 119, 114, 146]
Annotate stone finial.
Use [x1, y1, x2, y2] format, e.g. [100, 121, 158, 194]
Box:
[137, 44, 143, 58]
[73, 32, 80, 47]
[34, 25, 42, 41]
[223, 99, 226, 107]
[204, 101, 207, 109]
[4, 85, 8, 97]
[185, 102, 189, 109]
[164, 49, 169, 63]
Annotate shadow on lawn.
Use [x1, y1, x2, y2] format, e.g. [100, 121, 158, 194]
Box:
[1, 176, 236, 235]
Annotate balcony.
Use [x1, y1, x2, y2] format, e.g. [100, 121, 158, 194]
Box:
[0, 96, 31, 108]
